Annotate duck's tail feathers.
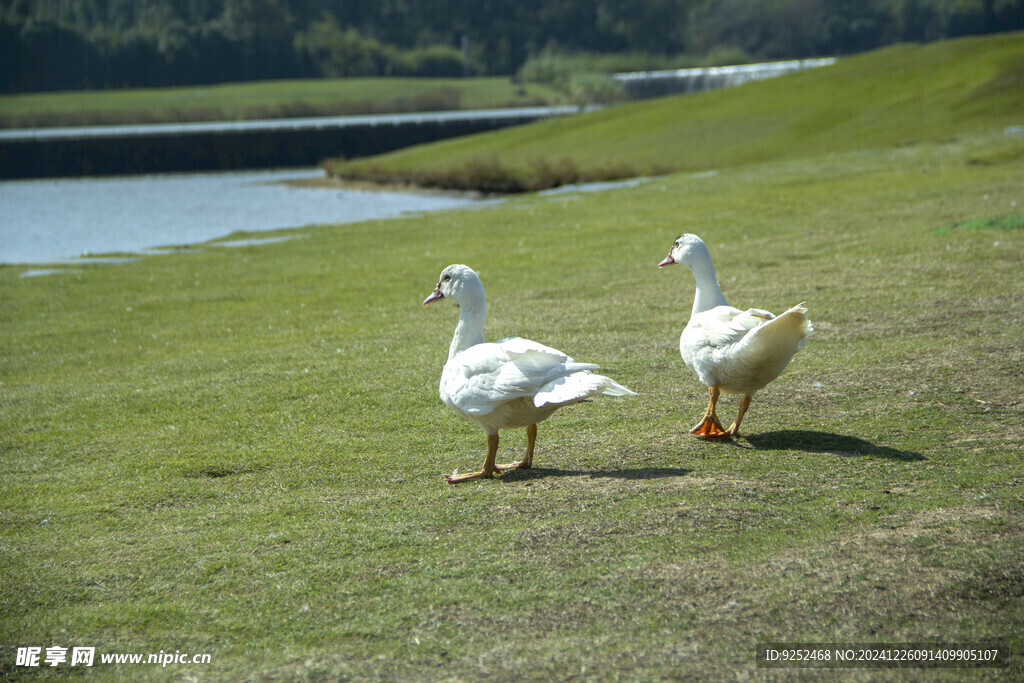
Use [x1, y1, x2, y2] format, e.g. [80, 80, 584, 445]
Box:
[757, 303, 812, 351]
[787, 303, 814, 351]
[534, 372, 636, 407]
[725, 304, 811, 392]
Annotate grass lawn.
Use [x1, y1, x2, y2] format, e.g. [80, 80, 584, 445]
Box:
[2, 34, 1024, 680]
[0, 77, 564, 129]
[2, 128, 1022, 680]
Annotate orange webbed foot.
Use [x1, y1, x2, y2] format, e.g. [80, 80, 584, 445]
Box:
[444, 470, 495, 484]
[690, 415, 731, 439]
[494, 460, 531, 472]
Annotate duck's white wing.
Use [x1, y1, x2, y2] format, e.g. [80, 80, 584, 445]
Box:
[688, 306, 775, 348]
[499, 337, 634, 406]
[441, 337, 607, 416]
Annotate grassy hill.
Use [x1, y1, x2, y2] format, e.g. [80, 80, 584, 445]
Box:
[327, 31, 1024, 191]
[1, 32, 1023, 681]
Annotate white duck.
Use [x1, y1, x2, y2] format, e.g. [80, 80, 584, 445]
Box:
[423, 264, 635, 483]
[658, 234, 812, 438]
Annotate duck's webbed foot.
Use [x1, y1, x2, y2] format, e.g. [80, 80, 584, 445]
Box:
[444, 469, 495, 483]
[690, 385, 732, 439]
[445, 434, 500, 484]
[494, 461, 530, 472]
[690, 414, 731, 439]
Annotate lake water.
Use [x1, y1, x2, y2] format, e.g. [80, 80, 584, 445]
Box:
[0, 168, 482, 266]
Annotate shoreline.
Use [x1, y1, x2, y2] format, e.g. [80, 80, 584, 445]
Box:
[276, 171, 502, 200]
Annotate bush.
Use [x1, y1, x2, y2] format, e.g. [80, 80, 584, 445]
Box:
[295, 17, 389, 77]
[295, 13, 477, 79]
[392, 45, 471, 77]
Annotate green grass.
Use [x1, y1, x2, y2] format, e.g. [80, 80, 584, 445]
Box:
[957, 214, 1024, 231]
[328, 32, 1024, 192]
[0, 77, 564, 128]
[2, 36, 1024, 680]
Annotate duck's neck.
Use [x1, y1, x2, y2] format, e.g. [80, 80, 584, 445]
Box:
[689, 259, 729, 317]
[448, 296, 486, 360]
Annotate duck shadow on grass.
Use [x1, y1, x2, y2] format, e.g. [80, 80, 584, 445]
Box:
[499, 466, 693, 482]
[740, 430, 925, 461]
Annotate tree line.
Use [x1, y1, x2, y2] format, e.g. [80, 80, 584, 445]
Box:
[2, 0, 1021, 93]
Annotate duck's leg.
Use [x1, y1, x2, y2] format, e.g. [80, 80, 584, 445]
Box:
[690, 385, 730, 438]
[495, 423, 537, 471]
[445, 434, 499, 483]
[725, 394, 752, 437]
[523, 423, 536, 468]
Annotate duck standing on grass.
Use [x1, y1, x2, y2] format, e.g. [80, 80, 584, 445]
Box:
[658, 234, 812, 438]
[424, 264, 636, 483]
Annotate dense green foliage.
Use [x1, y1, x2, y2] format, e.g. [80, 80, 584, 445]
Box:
[328, 32, 1024, 192]
[2, 0, 1022, 92]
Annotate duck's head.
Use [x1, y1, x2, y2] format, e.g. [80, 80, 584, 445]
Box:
[658, 234, 711, 269]
[423, 264, 483, 306]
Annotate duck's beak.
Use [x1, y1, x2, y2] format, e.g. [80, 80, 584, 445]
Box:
[658, 254, 675, 267]
[422, 286, 444, 305]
